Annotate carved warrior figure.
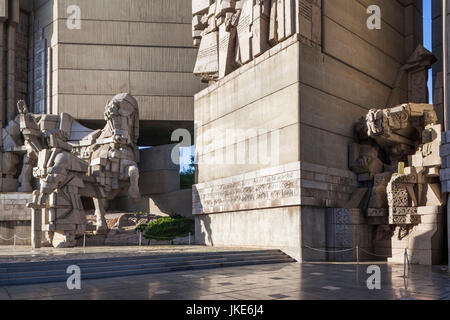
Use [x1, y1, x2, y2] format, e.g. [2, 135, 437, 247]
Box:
[18, 93, 140, 248]
[349, 103, 442, 236]
[192, 0, 321, 81]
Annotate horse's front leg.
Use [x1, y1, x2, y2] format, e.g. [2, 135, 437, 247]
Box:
[128, 164, 140, 201]
[93, 197, 108, 234]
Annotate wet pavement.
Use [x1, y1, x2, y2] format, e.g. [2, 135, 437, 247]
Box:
[1, 262, 449, 300]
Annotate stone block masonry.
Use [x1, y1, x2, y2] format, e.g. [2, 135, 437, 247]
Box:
[0, 193, 33, 245]
[0, 193, 33, 221]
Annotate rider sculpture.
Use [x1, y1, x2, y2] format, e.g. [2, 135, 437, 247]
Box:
[19, 93, 140, 248]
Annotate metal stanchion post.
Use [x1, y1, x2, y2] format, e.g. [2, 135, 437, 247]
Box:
[403, 248, 409, 278]
[13, 234, 16, 250]
[83, 233, 86, 252]
[139, 232, 142, 247]
[189, 232, 191, 246]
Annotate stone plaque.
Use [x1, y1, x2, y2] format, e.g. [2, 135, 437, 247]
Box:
[334, 224, 352, 247]
[193, 163, 301, 215]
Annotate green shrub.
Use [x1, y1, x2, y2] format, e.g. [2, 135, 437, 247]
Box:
[137, 214, 194, 241]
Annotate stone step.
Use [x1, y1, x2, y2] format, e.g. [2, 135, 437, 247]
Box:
[0, 250, 295, 286]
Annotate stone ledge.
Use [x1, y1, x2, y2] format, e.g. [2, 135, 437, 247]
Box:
[193, 161, 357, 215]
[194, 34, 303, 101]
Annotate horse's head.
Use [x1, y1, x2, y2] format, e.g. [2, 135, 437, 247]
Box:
[104, 93, 139, 146]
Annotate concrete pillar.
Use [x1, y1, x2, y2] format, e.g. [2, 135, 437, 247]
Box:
[0, 22, 5, 154]
[29, 191, 42, 249]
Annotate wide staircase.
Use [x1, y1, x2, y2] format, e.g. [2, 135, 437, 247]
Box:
[0, 250, 295, 286]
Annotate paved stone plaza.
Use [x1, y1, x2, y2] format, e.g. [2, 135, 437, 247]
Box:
[1, 262, 449, 300]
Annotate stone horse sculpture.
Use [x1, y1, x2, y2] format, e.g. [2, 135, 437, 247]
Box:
[19, 93, 140, 248]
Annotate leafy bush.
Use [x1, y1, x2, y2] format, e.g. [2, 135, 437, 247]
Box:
[137, 214, 194, 241]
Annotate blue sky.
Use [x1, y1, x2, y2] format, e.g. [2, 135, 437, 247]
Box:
[424, 0, 432, 103]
